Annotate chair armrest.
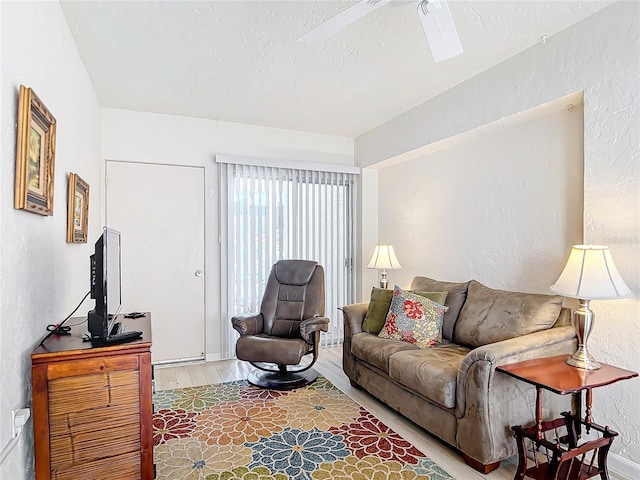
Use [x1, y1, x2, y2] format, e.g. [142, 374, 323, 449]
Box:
[300, 316, 330, 343]
[454, 325, 577, 465]
[341, 302, 368, 338]
[231, 313, 264, 336]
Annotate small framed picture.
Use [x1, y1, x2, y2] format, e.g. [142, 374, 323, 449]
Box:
[14, 85, 57, 216]
[66, 173, 89, 243]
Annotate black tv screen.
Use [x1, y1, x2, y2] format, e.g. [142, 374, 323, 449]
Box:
[88, 227, 122, 339]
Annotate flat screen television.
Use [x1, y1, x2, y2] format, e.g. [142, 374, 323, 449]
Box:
[88, 227, 122, 339]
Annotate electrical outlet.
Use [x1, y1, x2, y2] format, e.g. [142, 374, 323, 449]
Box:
[11, 408, 30, 438]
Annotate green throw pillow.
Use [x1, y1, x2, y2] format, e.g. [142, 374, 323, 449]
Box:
[362, 287, 393, 333]
[412, 290, 448, 307]
[362, 287, 448, 334]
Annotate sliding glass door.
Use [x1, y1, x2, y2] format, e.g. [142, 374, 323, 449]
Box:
[219, 162, 357, 357]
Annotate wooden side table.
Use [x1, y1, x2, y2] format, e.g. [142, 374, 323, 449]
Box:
[498, 354, 637, 480]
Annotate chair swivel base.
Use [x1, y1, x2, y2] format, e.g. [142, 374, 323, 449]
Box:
[247, 368, 319, 390]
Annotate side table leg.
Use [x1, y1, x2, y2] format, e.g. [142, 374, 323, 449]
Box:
[574, 390, 582, 439]
[585, 388, 593, 433]
[535, 386, 543, 441]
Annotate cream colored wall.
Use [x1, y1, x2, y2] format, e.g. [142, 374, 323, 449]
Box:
[359, 169, 380, 298]
[0, 2, 102, 478]
[101, 109, 355, 360]
[376, 105, 584, 292]
[356, 1, 640, 474]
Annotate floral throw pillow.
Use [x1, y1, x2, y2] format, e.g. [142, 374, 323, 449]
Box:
[378, 286, 449, 349]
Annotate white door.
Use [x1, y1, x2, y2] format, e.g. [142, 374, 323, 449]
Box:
[106, 161, 205, 363]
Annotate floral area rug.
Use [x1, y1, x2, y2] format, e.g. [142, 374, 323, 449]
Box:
[153, 376, 454, 480]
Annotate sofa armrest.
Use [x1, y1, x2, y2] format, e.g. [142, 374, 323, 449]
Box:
[341, 302, 368, 338]
[456, 325, 576, 416]
[341, 303, 368, 382]
[231, 312, 264, 336]
[455, 326, 577, 465]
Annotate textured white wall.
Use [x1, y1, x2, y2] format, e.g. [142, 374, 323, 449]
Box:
[0, 2, 102, 478]
[359, 169, 380, 299]
[377, 105, 584, 292]
[101, 109, 354, 359]
[356, 0, 640, 471]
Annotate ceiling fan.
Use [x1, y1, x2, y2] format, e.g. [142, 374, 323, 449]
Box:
[297, 0, 463, 63]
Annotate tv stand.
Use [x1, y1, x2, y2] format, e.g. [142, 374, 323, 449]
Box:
[110, 321, 122, 335]
[87, 308, 116, 339]
[31, 313, 154, 479]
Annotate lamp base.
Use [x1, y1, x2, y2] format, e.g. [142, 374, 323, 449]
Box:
[566, 299, 602, 370]
[380, 269, 389, 289]
[565, 349, 602, 370]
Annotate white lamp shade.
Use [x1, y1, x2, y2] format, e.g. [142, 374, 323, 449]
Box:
[550, 245, 632, 300]
[367, 244, 402, 270]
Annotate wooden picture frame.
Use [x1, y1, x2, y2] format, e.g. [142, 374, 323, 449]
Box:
[14, 85, 57, 216]
[67, 173, 89, 243]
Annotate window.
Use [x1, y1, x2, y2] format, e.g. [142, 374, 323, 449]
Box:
[219, 159, 358, 357]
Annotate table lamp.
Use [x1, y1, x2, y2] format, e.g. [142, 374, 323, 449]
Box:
[367, 244, 402, 289]
[550, 245, 632, 370]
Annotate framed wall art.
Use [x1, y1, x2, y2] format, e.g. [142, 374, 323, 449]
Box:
[14, 85, 57, 216]
[66, 173, 89, 243]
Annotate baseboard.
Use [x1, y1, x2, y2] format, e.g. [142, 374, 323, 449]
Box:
[610, 452, 640, 480]
[205, 353, 224, 362]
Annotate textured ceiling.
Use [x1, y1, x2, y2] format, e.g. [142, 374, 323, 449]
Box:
[60, 1, 612, 137]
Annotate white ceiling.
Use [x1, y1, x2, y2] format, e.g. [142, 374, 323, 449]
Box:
[60, 1, 612, 138]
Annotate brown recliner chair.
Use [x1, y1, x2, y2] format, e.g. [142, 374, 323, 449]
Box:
[232, 259, 330, 389]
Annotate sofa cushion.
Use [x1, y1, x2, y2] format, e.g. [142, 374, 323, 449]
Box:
[453, 280, 564, 348]
[351, 332, 417, 372]
[362, 287, 448, 334]
[388, 344, 471, 409]
[410, 277, 470, 342]
[378, 287, 448, 348]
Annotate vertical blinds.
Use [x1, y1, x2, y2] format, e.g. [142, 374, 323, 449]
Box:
[219, 161, 357, 357]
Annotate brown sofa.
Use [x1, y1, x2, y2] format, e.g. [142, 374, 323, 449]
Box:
[342, 276, 577, 473]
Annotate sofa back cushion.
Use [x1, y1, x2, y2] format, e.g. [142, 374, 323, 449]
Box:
[453, 280, 564, 348]
[410, 277, 470, 341]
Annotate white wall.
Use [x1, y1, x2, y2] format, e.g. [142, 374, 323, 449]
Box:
[359, 169, 380, 298]
[377, 105, 584, 292]
[356, 0, 640, 472]
[0, 2, 102, 478]
[101, 109, 354, 359]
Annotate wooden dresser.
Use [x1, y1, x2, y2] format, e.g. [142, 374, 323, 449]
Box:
[31, 314, 154, 480]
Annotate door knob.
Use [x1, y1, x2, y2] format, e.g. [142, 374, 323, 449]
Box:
[195, 270, 203, 277]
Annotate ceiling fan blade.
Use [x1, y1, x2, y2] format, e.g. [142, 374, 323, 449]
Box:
[417, 0, 463, 62]
[297, 0, 393, 44]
